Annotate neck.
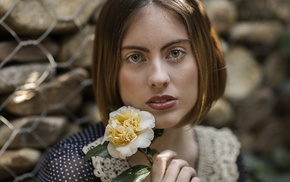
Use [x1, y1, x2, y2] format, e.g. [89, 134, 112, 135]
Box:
[153, 125, 197, 160]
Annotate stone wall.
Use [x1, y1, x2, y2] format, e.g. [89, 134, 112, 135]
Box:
[0, 0, 289, 181]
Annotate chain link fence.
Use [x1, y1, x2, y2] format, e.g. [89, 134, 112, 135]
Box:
[0, 0, 106, 181]
[1, 0, 290, 181]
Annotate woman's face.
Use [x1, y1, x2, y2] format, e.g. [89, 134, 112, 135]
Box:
[119, 5, 198, 129]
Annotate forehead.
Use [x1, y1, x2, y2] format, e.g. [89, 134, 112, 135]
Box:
[122, 5, 188, 46]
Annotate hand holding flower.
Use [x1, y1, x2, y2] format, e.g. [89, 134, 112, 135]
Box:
[85, 106, 163, 182]
[150, 150, 200, 182]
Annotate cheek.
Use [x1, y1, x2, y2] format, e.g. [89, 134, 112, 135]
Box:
[118, 69, 138, 103]
[179, 64, 199, 104]
[118, 70, 129, 96]
[177, 62, 198, 87]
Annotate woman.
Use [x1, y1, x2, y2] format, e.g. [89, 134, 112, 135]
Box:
[37, 0, 245, 181]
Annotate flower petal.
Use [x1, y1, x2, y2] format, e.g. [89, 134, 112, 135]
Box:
[107, 142, 126, 159]
[133, 128, 154, 148]
[106, 106, 156, 159]
[128, 106, 140, 112]
[115, 128, 154, 157]
[102, 132, 108, 143]
[109, 110, 118, 118]
[116, 142, 138, 157]
[139, 111, 155, 130]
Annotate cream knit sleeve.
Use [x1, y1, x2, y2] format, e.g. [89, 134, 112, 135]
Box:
[194, 126, 241, 182]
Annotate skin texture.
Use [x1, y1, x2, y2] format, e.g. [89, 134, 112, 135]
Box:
[93, 0, 226, 127]
[119, 4, 198, 129]
[151, 150, 201, 182]
[119, 5, 200, 182]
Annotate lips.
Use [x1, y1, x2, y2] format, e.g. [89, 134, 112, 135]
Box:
[146, 95, 177, 110]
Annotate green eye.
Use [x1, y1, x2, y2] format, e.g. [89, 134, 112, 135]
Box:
[167, 49, 185, 61]
[127, 54, 143, 64]
[171, 50, 181, 58]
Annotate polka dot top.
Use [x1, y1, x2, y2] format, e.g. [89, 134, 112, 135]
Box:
[36, 123, 105, 182]
[36, 123, 246, 182]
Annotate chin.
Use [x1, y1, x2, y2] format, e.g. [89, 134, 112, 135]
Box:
[154, 121, 178, 129]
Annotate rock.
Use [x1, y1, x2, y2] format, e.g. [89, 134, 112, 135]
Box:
[5, 68, 88, 116]
[0, 38, 59, 63]
[279, 31, 290, 58]
[276, 82, 290, 117]
[285, 118, 290, 143]
[238, 132, 257, 154]
[237, 0, 276, 21]
[271, 146, 290, 171]
[89, 0, 107, 24]
[202, 0, 237, 34]
[80, 101, 102, 125]
[60, 123, 81, 140]
[264, 51, 288, 90]
[230, 21, 284, 45]
[0, 116, 67, 149]
[220, 38, 230, 54]
[235, 87, 276, 131]
[238, 0, 290, 22]
[254, 118, 286, 155]
[57, 25, 94, 68]
[0, 148, 41, 180]
[205, 98, 234, 128]
[0, 0, 104, 35]
[267, 0, 290, 23]
[0, 63, 56, 95]
[224, 46, 263, 101]
[243, 153, 276, 182]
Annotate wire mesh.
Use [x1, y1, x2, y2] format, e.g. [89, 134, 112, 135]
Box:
[1, 0, 290, 181]
[0, 0, 102, 181]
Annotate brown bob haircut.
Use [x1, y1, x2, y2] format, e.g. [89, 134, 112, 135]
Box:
[92, 0, 226, 127]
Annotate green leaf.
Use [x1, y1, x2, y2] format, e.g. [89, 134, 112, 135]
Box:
[152, 129, 164, 143]
[108, 105, 122, 112]
[147, 148, 159, 158]
[139, 148, 159, 159]
[84, 141, 111, 162]
[113, 165, 151, 182]
[138, 147, 159, 165]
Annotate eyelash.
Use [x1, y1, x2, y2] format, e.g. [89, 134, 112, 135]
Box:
[166, 48, 186, 61]
[123, 48, 186, 64]
[125, 53, 144, 64]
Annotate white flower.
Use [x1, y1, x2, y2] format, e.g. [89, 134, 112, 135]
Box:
[103, 106, 155, 159]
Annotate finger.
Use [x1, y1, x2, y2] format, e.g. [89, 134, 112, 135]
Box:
[176, 166, 197, 182]
[151, 150, 177, 182]
[163, 159, 189, 182]
[191, 177, 201, 182]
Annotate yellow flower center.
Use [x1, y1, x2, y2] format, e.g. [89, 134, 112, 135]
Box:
[106, 109, 140, 147]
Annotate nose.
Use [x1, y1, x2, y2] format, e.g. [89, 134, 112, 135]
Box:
[148, 61, 170, 88]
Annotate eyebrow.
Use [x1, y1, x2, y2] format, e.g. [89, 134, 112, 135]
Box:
[121, 39, 191, 52]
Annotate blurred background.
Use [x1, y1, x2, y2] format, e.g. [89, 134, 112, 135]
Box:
[0, 0, 289, 181]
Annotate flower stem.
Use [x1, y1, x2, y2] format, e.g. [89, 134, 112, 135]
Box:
[138, 148, 157, 166]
